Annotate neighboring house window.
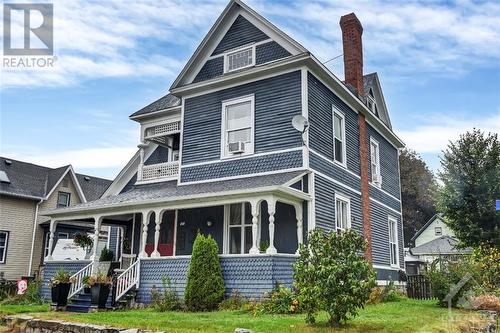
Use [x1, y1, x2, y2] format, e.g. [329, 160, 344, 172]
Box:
[0, 231, 8, 264]
[332, 107, 346, 166]
[225, 203, 253, 254]
[335, 194, 351, 232]
[57, 192, 70, 208]
[370, 138, 382, 186]
[224, 45, 255, 73]
[44, 234, 50, 258]
[58, 232, 69, 239]
[435, 227, 442, 236]
[221, 95, 254, 157]
[388, 217, 399, 267]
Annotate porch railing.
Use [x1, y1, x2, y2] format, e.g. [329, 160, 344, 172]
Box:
[115, 260, 140, 301]
[68, 262, 93, 299]
[141, 161, 179, 181]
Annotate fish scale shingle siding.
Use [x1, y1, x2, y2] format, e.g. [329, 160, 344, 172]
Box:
[182, 70, 302, 165]
[308, 72, 360, 174]
[255, 41, 291, 64]
[212, 15, 268, 56]
[40, 261, 89, 299]
[193, 57, 224, 83]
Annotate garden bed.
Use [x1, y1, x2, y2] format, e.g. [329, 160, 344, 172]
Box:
[0, 299, 488, 333]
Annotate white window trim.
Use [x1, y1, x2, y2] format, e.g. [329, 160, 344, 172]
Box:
[370, 137, 382, 187]
[388, 216, 399, 268]
[58, 232, 69, 239]
[332, 106, 347, 168]
[0, 231, 8, 264]
[57, 191, 70, 208]
[220, 94, 255, 159]
[334, 193, 351, 232]
[435, 227, 442, 236]
[223, 203, 256, 254]
[223, 44, 256, 74]
[44, 233, 50, 259]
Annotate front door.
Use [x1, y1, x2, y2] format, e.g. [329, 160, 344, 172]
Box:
[145, 210, 175, 256]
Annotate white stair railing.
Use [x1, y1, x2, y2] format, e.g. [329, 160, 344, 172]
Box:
[68, 262, 93, 299]
[115, 259, 140, 302]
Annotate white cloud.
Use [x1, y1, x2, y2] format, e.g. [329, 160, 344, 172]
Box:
[397, 113, 500, 154]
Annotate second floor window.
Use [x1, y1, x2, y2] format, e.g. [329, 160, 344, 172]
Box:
[222, 95, 254, 157]
[0, 231, 8, 263]
[335, 194, 351, 232]
[57, 192, 70, 208]
[370, 138, 381, 186]
[333, 108, 346, 166]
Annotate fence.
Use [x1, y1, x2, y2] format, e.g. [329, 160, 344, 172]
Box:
[406, 275, 434, 300]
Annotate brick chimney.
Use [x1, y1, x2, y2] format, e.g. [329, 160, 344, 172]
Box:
[340, 13, 364, 97]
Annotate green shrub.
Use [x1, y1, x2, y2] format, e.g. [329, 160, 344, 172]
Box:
[294, 229, 376, 327]
[184, 233, 224, 311]
[151, 277, 180, 312]
[99, 246, 114, 261]
[257, 284, 301, 314]
[381, 281, 404, 302]
[219, 290, 247, 311]
[1, 279, 45, 305]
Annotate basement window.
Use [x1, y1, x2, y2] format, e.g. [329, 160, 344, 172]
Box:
[224, 45, 255, 73]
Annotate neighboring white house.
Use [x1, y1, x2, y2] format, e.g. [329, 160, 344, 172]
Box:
[406, 214, 471, 274]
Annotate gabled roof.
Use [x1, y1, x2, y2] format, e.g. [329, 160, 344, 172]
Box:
[411, 214, 442, 242]
[411, 236, 471, 255]
[170, 0, 306, 90]
[129, 93, 181, 119]
[0, 157, 111, 202]
[363, 72, 392, 129]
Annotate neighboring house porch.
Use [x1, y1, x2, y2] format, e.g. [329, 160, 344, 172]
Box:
[40, 171, 309, 302]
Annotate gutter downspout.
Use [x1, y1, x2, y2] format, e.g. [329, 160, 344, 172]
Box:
[28, 199, 43, 276]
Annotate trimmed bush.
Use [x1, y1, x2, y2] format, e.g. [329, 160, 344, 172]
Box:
[184, 233, 224, 311]
[294, 229, 376, 327]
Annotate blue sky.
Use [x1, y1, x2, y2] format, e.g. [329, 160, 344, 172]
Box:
[1, 0, 499, 180]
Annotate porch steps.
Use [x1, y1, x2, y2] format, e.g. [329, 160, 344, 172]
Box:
[66, 290, 112, 313]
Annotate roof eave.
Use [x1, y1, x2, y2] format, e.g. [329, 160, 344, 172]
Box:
[129, 105, 182, 122]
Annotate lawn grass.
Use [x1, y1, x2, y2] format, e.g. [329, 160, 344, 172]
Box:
[1, 298, 482, 333]
[0, 304, 49, 315]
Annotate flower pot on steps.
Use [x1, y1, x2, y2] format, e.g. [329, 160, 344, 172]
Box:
[51, 283, 71, 307]
[90, 283, 110, 309]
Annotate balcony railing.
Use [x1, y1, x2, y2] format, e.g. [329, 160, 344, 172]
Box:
[140, 161, 179, 181]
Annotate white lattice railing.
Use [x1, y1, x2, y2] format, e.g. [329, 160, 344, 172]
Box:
[68, 262, 93, 299]
[145, 121, 180, 139]
[141, 161, 179, 181]
[115, 260, 140, 302]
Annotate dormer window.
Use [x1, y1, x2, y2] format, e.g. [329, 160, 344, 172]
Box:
[224, 45, 255, 73]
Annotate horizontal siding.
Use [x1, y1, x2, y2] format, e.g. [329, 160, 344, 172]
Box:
[308, 72, 360, 174]
[367, 123, 400, 199]
[180, 150, 302, 183]
[370, 200, 404, 269]
[256, 41, 291, 65]
[137, 256, 296, 302]
[310, 151, 360, 190]
[369, 185, 401, 211]
[182, 71, 302, 164]
[212, 15, 268, 56]
[376, 268, 402, 281]
[314, 174, 363, 233]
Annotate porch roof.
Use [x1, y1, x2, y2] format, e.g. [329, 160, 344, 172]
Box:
[41, 171, 309, 218]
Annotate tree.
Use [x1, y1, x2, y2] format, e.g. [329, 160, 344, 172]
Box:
[293, 229, 375, 327]
[399, 148, 437, 246]
[438, 129, 499, 247]
[184, 233, 225, 311]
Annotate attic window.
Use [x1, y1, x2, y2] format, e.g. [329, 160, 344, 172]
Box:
[224, 45, 255, 73]
[366, 89, 378, 116]
[0, 171, 10, 183]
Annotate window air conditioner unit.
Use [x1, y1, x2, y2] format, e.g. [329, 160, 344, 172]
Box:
[228, 141, 245, 154]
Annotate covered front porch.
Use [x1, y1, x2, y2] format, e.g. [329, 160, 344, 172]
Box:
[40, 171, 310, 302]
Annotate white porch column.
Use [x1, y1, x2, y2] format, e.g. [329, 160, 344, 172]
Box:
[139, 211, 151, 258]
[137, 143, 148, 181]
[266, 197, 277, 255]
[44, 219, 57, 261]
[249, 200, 260, 255]
[294, 203, 304, 254]
[151, 210, 163, 258]
[90, 216, 103, 261]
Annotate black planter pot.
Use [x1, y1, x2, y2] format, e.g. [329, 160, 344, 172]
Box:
[51, 283, 71, 306]
[91, 284, 110, 309]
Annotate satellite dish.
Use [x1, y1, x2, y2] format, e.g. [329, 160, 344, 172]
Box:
[292, 115, 309, 133]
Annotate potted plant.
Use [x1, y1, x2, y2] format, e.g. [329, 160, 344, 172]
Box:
[82, 275, 91, 294]
[49, 269, 72, 307]
[74, 233, 93, 250]
[86, 273, 113, 309]
[98, 246, 114, 276]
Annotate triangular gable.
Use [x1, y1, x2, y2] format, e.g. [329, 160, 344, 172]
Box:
[170, 0, 306, 89]
[364, 73, 392, 129]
